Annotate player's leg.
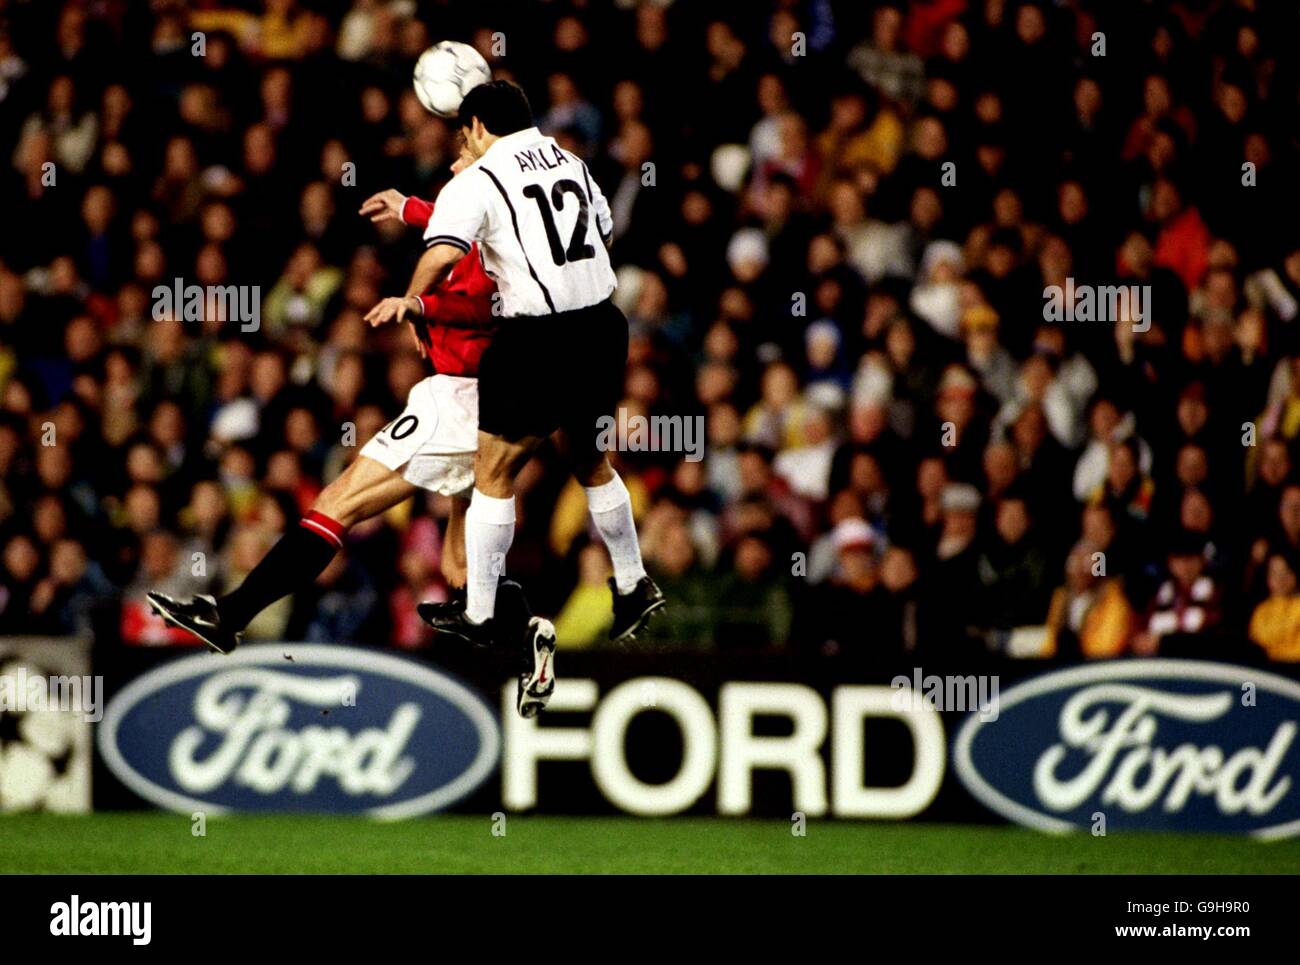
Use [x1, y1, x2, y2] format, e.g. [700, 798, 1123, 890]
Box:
[565, 439, 664, 642]
[566, 446, 646, 591]
[424, 313, 560, 636]
[460, 430, 541, 622]
[221, 454, 418, 623]
[149, 455, 417, 653]
[313, 452, 422, 527]
[466, 432, 558, 713]
[561, 300, 663, 641]
[415, 431, 542, 640]
[416, 435, 556, 715]
[441, 493, 469, 590]
[415, 320, 563, 718]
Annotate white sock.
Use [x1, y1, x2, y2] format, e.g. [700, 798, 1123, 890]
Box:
[465, 488, 515, 623]
[585, 473, 647, 594]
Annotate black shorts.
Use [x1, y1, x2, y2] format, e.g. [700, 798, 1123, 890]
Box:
[477, 297, 629, 443]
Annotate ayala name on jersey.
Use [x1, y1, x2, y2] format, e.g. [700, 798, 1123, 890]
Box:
[511, 142, 568, 173]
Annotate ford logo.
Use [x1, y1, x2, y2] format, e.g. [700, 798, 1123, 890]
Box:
[954, 660, 1300, 838]
[98, 644, 500, 818]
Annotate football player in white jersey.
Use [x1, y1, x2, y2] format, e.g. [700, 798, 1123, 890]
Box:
[366, 81, 664, 654]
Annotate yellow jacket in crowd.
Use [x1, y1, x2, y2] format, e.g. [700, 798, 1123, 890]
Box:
[1249, 595, 1300, 661]
[1043, 578, 1134, 659]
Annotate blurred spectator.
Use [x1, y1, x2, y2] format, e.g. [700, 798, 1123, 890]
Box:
[714, 534, 792, 651]
[798, 518, 891, 657]
[1043, 543, 1135, 659]
[638, 516, 715, 649]
[847, 5, 924, 108]
[1134, 534, 1222, 655]
[1249, 553, 1300, 662]
[977, 495, 1050, 631]
[555, 543, 615, 648]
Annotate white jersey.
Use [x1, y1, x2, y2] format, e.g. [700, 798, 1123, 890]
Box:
[423, 127, 617, 317]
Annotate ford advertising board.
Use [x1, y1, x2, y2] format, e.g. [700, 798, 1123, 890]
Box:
[97, 644, 500, 818]
[954, 660, 1300, 838]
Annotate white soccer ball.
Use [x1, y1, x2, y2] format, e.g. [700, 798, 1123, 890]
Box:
[413, 40, 491, 118]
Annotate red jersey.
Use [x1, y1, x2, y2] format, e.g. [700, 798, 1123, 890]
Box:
[401, 195, 496, 376]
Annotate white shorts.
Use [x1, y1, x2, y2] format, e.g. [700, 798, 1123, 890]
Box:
[360, 375, 478, 496]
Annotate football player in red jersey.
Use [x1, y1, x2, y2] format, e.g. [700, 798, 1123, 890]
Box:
[146, 147, 544, 687]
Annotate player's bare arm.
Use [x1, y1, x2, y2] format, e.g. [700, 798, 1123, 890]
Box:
[405, 243, 465, 300]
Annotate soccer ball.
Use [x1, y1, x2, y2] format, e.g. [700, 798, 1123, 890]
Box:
[413, 40, 491, 118]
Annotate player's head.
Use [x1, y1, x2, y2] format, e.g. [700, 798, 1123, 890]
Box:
[456, 80, 533, 157]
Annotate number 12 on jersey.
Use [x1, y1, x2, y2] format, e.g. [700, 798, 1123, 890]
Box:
[522, 179, 596, 265]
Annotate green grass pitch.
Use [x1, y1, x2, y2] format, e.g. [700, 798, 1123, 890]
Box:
[3, 814, 1298, 874]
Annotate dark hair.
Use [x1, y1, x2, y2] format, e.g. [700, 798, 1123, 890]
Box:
[456, 80, 533, 136]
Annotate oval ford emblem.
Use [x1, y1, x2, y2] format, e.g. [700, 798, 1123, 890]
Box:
[954, 660, 1300, 838]
[98, 644, 499, 818]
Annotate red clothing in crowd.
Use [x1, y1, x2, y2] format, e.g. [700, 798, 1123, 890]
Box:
[904, 0, 967, 58]
[1154, 205, 1211, 291]
[400, 195, 497, 376]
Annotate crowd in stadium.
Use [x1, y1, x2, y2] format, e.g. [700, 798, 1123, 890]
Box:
[1, 0, 1299, 662]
